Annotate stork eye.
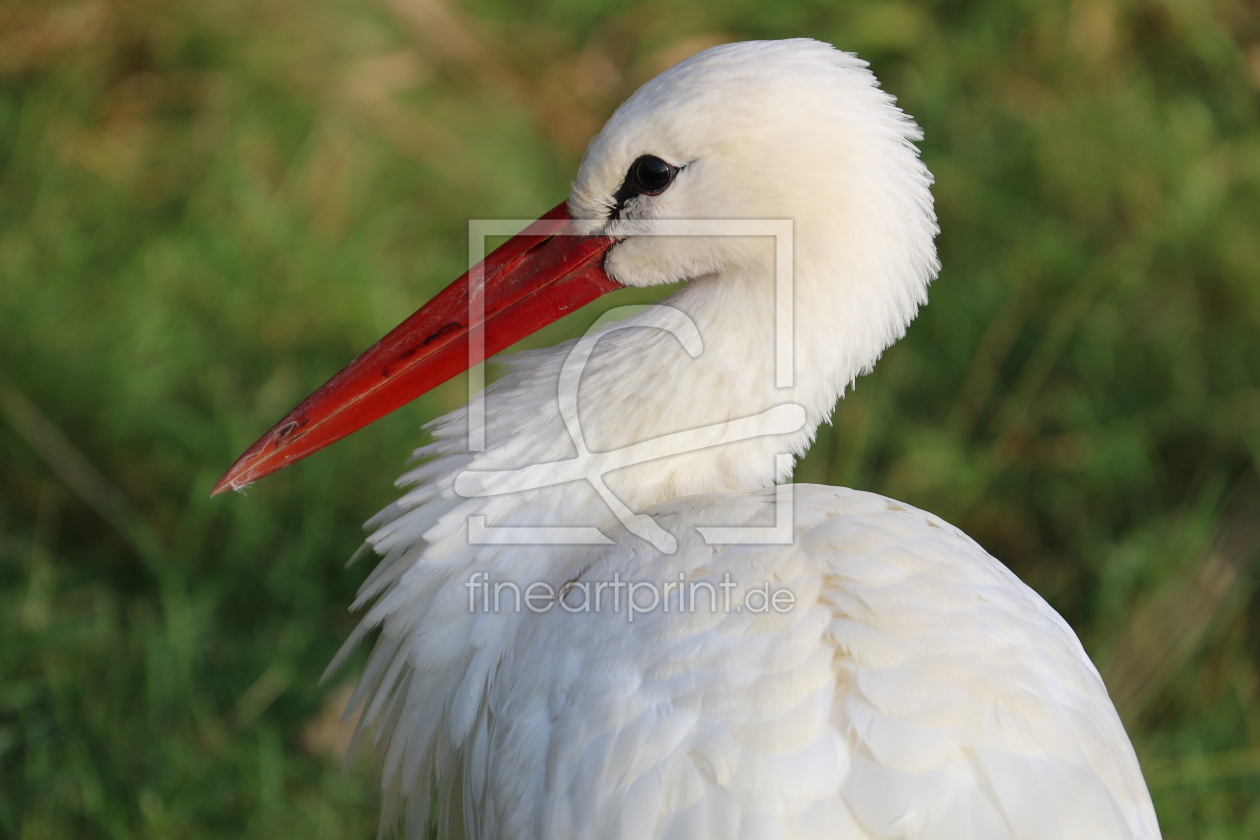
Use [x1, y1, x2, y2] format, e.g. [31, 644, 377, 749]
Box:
[626, 155, 677, 196]
[607, 154, 681, 220]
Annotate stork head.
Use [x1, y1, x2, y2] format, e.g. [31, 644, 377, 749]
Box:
[213, 38, 938, 495]
[572, 39, 938, 301]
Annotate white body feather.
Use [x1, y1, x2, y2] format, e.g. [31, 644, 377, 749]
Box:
[338, 39, 1161, 839]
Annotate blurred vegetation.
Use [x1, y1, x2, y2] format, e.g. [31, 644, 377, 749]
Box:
[1, 0, 1258, 837]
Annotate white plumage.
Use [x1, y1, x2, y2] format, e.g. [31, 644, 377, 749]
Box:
[332, 39, 1160, 839]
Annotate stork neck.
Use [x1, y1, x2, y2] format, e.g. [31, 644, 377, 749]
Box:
[441, 260, 859, 535]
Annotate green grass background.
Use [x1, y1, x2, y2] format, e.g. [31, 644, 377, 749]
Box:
[2, 0, 1259, 837]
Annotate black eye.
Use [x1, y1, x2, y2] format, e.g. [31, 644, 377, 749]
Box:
[607, 154, 682, 220]
[626, 155, 677, 196]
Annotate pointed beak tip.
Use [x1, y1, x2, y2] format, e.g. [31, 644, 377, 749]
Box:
[210, 472, 246, 497]
[211, 451, 265, 497]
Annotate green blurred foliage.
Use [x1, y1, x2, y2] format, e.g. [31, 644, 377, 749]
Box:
[1, 0, 1258, 837]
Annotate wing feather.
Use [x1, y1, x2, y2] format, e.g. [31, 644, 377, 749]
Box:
[460, 485, 1159, 840]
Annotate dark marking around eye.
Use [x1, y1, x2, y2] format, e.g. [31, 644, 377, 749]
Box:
[608, 155, 682, 220]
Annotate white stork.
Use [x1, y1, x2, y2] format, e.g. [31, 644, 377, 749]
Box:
[215, 39, 1160, 840]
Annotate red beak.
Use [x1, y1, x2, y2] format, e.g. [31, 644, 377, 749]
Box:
[212, 202, 621, 496]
